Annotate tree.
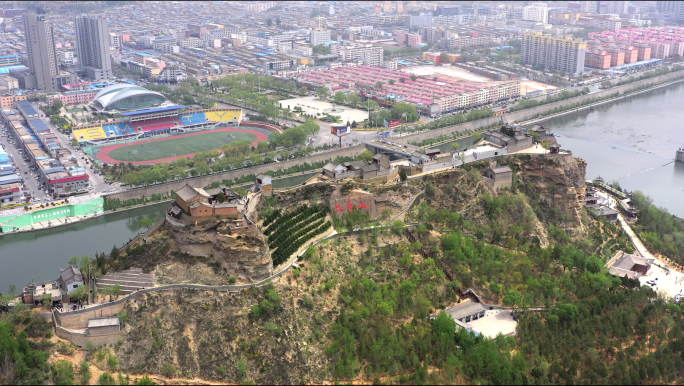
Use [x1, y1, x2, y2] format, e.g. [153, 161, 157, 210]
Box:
[399, 168, 408, 182]
[399, 77, 406, 83]
[110, 245, 120, 261]
[276, 17, 281, 26]
[53, 360, 74, 385]
[388, 79, 395, 85]
[440, 52, 449, 64]
[139, 217, 154, 230]
[99, 372, 116, 385]
[80, 361, 92, 385]
[451, 142, 460, 151]
[113, 285, 121, 299]
[333, 91, 347, 104]
[357, 150, 374, 163]
[375, 81, 384, 89]
[391, 220, 406, 235]
[315, 87, 329, 100]
[183, 95, 195, 105]
[8, 284, 15, 296]
[348, 92, 361, 106]
[266, 18, 273, 27]
[52, 98, 64, 110]
[312, 44, 332, 55]
[410, 74, 417, 81]
[237, 359, 248, 380]
[134, 376, 155, 385]
[298, 86, 308, 96]
[541, 139, 551, 155]
[68, 256, 80, 267]
[503, 290, 523, 307]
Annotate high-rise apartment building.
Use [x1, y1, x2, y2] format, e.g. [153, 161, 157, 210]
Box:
[75, 16, 113, 81]
[22, 14, 76, 91]
[522, 31, 587, 75]
[406, 13, 434, 28]
[605, 1, 628, 15]
[657, 1, 684, 22]
[523, 3, 548, 24]
[580, 1, 599, 13]
[310, 29, 332, 46]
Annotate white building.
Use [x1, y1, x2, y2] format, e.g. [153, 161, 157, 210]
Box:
[139, 35, 155, 48]
[157, 44, 180, 55]
[109, 33, 122, 50]
[338, 44, 384, 67]
[523, 3, 549, 24]
[204, 39, 221, 48]
[60, 51, 76, 65]
[179, 37, 203, 49]
[310, 29, 332, 46]
[384, 60, 398, 70]
[160, 66, 187, 82]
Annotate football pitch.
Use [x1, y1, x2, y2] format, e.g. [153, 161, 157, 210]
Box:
[97, 128, 268, 165]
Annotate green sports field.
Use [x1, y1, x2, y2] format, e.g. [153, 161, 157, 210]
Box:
[106, 131, 258, 162]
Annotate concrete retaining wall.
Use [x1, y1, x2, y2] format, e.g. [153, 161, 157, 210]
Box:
[54, 326, 121, 348]
[107, 145, 368, 202]
[56, 301, 127, 329]
[401, 70, 684, 144]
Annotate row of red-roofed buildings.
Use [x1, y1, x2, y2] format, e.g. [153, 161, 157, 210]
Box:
[296, 65, 521, 114]
[585, 26, 684, 70]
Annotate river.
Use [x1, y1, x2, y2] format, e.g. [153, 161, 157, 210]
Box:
[539, 81, 684, 218]
[0, 202, 170, 293]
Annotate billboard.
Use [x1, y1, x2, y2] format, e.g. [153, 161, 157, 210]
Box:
[384, 119, 402, 129]
[331, 125, 350, 136]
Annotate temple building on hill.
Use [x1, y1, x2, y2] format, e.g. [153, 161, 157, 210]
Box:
[168, 184, 250, 231]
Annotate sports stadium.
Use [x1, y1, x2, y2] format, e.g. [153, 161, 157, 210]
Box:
[72, 84, 282, 165]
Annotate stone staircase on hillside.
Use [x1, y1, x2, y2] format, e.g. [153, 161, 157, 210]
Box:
[95, 268, 155, 295]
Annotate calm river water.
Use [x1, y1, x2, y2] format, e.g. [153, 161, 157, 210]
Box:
[0, 202, 170, 293]
[540, 81, 684, 218]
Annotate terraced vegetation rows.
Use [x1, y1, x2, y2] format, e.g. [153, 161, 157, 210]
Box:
[264, 205, 332, 265]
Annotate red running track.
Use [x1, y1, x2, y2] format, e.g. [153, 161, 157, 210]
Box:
[96, 127, 269, 165]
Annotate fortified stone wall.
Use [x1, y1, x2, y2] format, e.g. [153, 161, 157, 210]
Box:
[54, 326, 121, 348]
[107, 145, 368, 202]
[55, 301, 126, 329]
[402, 70, 684, 143]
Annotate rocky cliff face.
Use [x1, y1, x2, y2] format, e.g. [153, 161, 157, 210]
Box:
[164, 221, 273, 283]
[512, 153, 587, 236]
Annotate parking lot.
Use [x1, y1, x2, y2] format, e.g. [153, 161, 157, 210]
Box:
[466, 309, 518, 338]
[639, 264, 684, 301]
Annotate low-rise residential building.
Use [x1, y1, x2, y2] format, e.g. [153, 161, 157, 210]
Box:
[21, 265, 84, 305]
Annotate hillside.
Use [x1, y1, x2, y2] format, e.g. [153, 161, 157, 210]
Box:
[14, 154, 684, 385]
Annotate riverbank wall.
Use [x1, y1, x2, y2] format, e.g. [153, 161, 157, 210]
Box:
[0, 198, 104, 233]
[400, 70, 684, 144]
[107, 145, 367, 202]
